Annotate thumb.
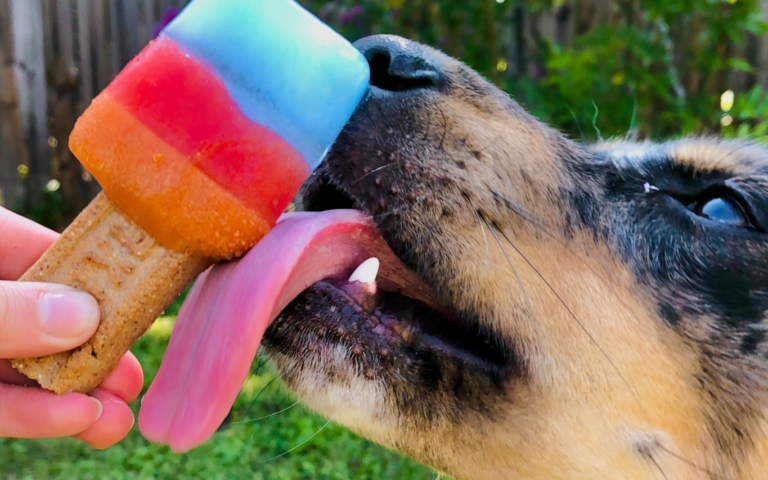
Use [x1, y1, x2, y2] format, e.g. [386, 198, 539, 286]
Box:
[0, 282, 100, 359]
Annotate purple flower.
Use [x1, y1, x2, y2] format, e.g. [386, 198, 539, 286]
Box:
[339, 5, 364, 25]
[153, 7, 182, 39]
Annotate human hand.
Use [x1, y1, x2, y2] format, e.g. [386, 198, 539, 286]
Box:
[0, 207, 143, 449]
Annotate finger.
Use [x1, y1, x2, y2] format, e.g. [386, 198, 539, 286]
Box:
[0, 384, 102, 438]
[0, 359, 37, 386]
[72, 389, 135, 450]
[99, 352, 144, 404]
[0, 281, 100, 358]
[0, 208, 58, 281]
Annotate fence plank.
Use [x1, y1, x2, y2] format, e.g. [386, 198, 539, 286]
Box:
[159, 0, 174, 14]
[109, 0, 121, 75]
[119, 0, 140, 62]
[10, 0, 49, 212]
[57, 0, 76, 74]
[76, 0, 102, 202]
[41, 0, 56, 71]
[77, 0, 94, 104]
[0, 0, 26, 210]
[91, 0, 110, 91]
[49, 0, 92, 227]
[141, 0, 157, 45]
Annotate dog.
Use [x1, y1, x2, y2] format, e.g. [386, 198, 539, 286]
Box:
[261, 35, 768, 480]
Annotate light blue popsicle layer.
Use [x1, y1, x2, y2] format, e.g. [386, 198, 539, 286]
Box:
[164, 0, 370, 169]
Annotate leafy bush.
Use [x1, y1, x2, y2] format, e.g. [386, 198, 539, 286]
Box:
[721, 85, 768, 140]
[301, 0, 768, 142]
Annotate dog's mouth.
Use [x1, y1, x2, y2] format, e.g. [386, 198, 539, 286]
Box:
[138, 175, 507, 453]
[287, 177, 508, 371]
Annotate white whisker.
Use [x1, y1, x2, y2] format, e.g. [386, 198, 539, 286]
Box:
[256, 409, 339, 463]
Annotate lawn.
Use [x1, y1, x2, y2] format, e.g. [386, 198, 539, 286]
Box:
[0, 296, 438, 480]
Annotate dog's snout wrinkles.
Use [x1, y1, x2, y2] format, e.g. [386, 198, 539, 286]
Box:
[354, 35, 442, 93]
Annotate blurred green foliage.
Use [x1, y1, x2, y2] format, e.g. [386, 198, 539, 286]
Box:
[722, 85, 768, 140]
[302, 0, 768, 142]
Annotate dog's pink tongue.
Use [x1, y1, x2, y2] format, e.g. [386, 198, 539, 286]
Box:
[138, 210, 388, 453]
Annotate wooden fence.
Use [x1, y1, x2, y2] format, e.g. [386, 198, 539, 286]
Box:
[0, 0, 189, 228]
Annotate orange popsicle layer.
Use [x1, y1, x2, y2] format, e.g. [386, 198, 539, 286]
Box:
[70, 95, 270, 259]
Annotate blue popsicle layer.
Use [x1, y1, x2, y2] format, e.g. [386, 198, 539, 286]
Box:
[164, 0, 370, 169]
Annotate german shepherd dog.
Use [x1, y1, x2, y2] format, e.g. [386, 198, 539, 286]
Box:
[262, 35, 768, 480]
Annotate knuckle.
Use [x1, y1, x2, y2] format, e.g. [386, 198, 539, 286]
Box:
[0, 282, 33, 343]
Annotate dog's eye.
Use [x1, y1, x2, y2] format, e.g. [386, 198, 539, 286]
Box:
[687, 195, 751, 228]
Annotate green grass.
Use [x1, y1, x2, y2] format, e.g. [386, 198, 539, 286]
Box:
[0, 300, 437, 480]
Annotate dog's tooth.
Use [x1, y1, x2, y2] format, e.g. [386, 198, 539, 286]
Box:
[349, 258, 380, 285]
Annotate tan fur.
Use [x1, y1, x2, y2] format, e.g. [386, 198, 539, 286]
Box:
[672, 140, 759, 175]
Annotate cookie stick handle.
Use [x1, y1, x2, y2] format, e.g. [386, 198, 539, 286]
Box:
[11, 192, 211, 394]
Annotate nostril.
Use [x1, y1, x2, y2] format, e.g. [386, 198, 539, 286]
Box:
[368, 52, 398, 90]
[364, 47, 441, 93]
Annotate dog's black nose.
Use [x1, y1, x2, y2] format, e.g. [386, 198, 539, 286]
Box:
[354, 35, 443, 93]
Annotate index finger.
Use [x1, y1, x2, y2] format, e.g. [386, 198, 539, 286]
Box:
[0, 208, 58, 281]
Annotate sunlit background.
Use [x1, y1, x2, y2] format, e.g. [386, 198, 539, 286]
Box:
[1, 1, 767, 479]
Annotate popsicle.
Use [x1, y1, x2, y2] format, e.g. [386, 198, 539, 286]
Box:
[11, 0, 370, 395]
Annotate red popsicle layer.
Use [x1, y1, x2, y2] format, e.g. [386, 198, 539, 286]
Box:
[70, 37, 311, 259]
